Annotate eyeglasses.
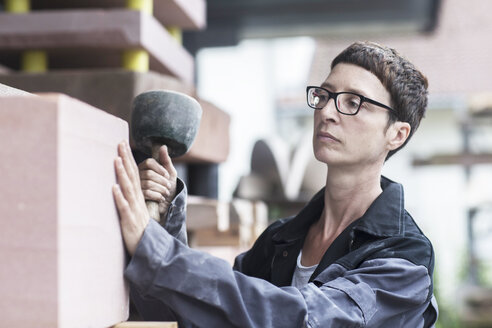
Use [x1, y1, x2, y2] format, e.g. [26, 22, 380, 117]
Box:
[306, 86, 395, 116]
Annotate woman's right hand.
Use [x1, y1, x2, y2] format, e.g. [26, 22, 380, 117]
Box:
[138, 145, 178, 217]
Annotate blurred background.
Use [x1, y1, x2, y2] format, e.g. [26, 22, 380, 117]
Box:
[193, 1, 492, 326]
[1, 0, 492, 326]
[193, 1, 492, 325]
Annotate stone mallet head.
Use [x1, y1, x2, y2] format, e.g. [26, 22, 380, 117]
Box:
[131, 90, 202, 222]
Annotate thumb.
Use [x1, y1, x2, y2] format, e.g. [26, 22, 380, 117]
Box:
[159, 145, 174, 173]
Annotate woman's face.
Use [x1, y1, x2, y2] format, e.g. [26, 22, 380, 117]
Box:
[312, 63, 395, 169]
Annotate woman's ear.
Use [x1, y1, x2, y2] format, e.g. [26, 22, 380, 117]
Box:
[387, 121, 411, 151]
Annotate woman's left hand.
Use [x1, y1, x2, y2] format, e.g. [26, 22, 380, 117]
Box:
[112, 141, 150, 256]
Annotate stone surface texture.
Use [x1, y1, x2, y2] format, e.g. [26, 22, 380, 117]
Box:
[0, 93, 129, 327]
[0, 82, 32, 97]
[178, 100, 231, 163]
[0, 9, 194, 83]
[30, 0, 206, 29]
[0, 71, 230, 163]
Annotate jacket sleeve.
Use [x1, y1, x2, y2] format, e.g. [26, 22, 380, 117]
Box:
[129, 177, 188, 322]
[126, 219, 308, 327]
[125, 219, 436, 328]
[160, 178, 188, 245]
[304, 258, 436, 327]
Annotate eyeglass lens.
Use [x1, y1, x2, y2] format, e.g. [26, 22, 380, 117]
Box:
[308, 88, 362, 114]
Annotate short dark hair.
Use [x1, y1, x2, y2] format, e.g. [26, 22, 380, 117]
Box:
[331, 41, 428, 159]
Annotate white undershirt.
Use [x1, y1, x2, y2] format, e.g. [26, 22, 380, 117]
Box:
[291, 250, 318, 289]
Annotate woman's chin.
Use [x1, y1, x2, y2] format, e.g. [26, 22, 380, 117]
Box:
[314, 150, 338, 166]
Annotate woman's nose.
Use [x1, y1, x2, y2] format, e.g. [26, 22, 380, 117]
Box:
[319, 97, 339, 122]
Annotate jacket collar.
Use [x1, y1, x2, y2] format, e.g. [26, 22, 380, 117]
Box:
[271, 175, 405, 244]
[353, 176, 406, 237]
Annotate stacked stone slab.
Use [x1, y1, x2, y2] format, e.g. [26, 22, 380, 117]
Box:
[0, 1, 231, 326]
[0, 94, 129, 327]
[0, 0, 230, 164]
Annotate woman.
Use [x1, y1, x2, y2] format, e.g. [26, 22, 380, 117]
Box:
[113, 41, 438, 327]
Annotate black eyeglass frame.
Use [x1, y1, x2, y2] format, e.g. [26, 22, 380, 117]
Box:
[306, 86, 396, 116]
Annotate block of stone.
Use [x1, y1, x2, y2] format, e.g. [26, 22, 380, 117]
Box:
[189, 199, 268, 249]
[178, 100, 231, 163]
[0, 82, 32, 97]
[30, 0, 206, 30]
[0, 93, 129, 327]
[0, 9, 194, 83]
[187, 195, 230, 232]
[0, 70, 230, 163]
[0, 70, 193, 123]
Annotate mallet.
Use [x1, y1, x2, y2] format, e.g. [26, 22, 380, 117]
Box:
[131, 90, 202, 222]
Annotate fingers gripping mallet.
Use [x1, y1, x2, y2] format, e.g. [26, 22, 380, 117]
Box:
[131, 90, 202, 222]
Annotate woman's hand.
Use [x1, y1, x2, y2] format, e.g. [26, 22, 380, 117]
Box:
[138, 145, 178, 217]
[113, 141, 150, 256]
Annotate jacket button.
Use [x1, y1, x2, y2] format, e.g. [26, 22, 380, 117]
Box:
[282, 251, 288, 257]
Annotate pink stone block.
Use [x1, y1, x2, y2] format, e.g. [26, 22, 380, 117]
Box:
[0, 82, 32, 97]
[155, 0, 206, 30]
[0, 94, 129, 327]
[0, 10, 194, 83]
[0, 71, 231, 164]
[30, 0, 207, 30]
[178, 100, 231, 163]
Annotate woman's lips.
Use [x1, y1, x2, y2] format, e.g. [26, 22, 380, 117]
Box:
[317, 131, 340, 142]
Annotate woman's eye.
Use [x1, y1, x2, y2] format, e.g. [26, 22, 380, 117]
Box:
[343, 97, 359, 108]
[313, 92, 327, 105]
[349, 100, 359, 108]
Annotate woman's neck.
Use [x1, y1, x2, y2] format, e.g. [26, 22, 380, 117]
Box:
[301, 164, 384, 267]
[321, 165, 383, 237]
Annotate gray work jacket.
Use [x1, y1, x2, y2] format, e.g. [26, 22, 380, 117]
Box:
[125, 177, 439, 327]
